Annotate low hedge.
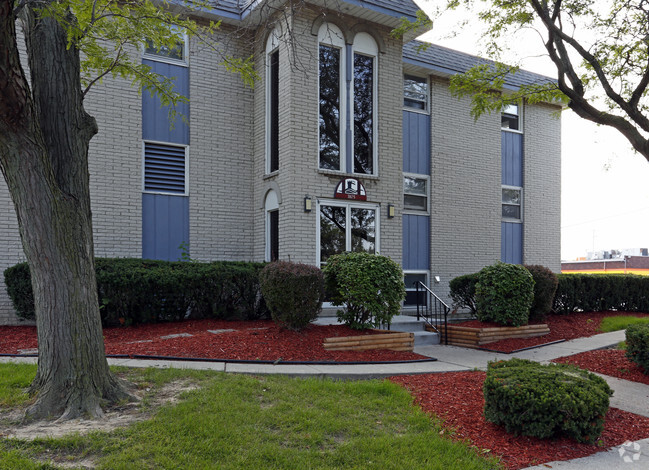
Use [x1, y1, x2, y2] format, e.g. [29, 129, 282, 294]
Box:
[626, 323, 649, 374]
[4, 258, 270, 326]
[484, 358, 613, 443]
[323, 252, 405, 330]
[475, 262, 534, 327]
[553, 273, 649, 314]
[260, 261, 324, 330]
[448, 273, 478, 315]
[524, 265, 558, 322]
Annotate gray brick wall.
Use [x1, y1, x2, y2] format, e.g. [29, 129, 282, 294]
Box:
[428, 76, 503, 304]
[252, 7, 404, 268]
[523, 102, 562, 272]
[0, 10, 561, 324]
[188, 26, 256, 261]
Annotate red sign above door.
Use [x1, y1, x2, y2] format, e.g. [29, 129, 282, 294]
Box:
[334, 178, 367, 201]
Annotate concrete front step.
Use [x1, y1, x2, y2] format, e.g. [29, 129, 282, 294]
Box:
[388, 315, 440, 346]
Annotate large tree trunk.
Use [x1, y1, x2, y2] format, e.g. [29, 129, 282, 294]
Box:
[0, 0, 132, 420]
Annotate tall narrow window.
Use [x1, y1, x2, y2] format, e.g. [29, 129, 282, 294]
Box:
[319, 44, 342, 170]
[143, 29, 188, 65]
[265, 190, 279, 262]
[269, 210, 279, 261]
[351, 33, 377, 175]
[353, 53, 374, 174]
[269, 50, 279, 172]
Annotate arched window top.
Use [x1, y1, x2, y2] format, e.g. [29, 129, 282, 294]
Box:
[352, 32, 378, 56]
[318, 22, 345, 47]
[266, 26, 281, 53]
[264, 189, 279, 211]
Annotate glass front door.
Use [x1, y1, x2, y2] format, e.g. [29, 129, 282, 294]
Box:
[318, 201, 378, 266]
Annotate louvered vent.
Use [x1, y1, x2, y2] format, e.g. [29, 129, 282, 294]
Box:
[144, 143, 186, 194]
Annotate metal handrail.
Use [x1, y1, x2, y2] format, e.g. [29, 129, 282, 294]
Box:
[415, 281, 450, 345]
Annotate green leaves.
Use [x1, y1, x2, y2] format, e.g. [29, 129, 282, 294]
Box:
[323, 252, 405, 330]
[38, 0, 256, 106]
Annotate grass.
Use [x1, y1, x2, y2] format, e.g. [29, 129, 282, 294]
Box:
[0, 363, 502, 470]
[599, 316, 649, 333]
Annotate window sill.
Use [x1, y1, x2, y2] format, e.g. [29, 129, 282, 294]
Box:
[263, 171, 279, 180]
[142, 54, 189, 67]
[501, 128, 523, 134]
[502, 219, 523, 224]
[403, 107, 430, 115]
[317, 169, 379, 180]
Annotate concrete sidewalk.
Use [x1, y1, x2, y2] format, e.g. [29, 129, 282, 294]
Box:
[2, 328, 648, 469]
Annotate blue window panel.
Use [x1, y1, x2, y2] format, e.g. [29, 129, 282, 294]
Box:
[402, 214, 430, 270]
[142, 59, 189, 145]
[403, 111, 431, 175]
[142, 193, 189, 261]
[501, 131, 523, 186]
[501, 222, 523, 264]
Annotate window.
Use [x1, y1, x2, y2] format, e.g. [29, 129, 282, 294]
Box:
[501, 104, 520, 131]
[143, 31, 188, 65]
[319, 43, 342, 171]
[318, 24, 377, 175]
[502, 186, 522, 221]
[403, 175, 428, 212]
[143, 142, 188, 195]
[403, 271, 428, 306]
[266, 29, 280, 173]
[318, 201, 378, 266]
[403, 74, 428, 111]
[265, 190, 279, 261]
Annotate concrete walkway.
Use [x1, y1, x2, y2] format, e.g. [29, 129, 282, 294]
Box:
[2, 326, 648, 469]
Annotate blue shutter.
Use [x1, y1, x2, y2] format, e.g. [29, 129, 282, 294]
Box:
[403, 214, 430, 270]
[144, 143, 186, 194]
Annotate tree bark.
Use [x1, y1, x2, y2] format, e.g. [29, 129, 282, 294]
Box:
[0, 0, 132, 420]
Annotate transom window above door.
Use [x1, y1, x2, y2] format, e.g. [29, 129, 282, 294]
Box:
[318, 201, 379, 266]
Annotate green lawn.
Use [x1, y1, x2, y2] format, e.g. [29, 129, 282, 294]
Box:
[599, 315, 649, 333]
[0, 364, 501, 470]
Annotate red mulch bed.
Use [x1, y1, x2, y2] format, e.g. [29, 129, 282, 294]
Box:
[0, 319, 426, 363]
[390, 371, 649, 469]
[454, 312, 649, 353]
[554, 349, 649, 385]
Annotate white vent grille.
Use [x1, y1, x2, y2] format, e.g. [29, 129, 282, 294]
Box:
[144, 143, 186, 194]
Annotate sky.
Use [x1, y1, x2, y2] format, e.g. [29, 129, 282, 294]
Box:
[415, 1, 649, 261]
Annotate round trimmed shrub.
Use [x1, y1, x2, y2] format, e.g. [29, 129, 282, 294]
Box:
[475, 262, 534, 326]
[323, 252, 405, 330]
[626, 323, 649, 374]
[259, 261, 324, 330]
[524, 264, 559, 322]
[449, 272, 479, 315]
[484, 358, 613, 443]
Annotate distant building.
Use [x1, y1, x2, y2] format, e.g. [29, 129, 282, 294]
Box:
[562, 256, 649, 275]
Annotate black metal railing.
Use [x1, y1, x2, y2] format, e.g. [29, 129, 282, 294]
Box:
[415, 281, 450, 345]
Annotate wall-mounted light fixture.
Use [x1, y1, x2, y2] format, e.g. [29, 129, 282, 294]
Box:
[387, 204, 395, 219]
[304, 196, 312, 212]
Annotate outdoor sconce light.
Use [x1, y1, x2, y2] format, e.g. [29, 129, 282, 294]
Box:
[387, 204, 395, 219]
[304, 196, 312, 212]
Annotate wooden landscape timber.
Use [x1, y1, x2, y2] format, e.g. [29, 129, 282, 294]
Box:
[323, 330, 414, 352]
[434, 324, 550, 348]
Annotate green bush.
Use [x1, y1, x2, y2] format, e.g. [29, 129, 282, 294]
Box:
[259, 261, 324, 330]
[626, 323, 649, 374]
[553, 273, 649, 314]
[484, 358, 613, 443]
[4, 258, 270, 326]
[475, 262, 534, 326]
[3, 263, 33, 321]
[448, 273, 479, 315]
[323, 252, 405, 330]
[524, 265, 558, 322]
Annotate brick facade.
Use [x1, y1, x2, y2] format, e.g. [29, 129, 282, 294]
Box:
[0, 4, 561, 324]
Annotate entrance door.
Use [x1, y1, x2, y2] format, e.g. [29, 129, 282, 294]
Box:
[317, 200, 379, 266]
